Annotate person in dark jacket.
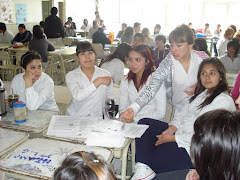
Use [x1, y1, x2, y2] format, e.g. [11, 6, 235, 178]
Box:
[44, 7, 64, 45]
[29, 25, 55, 64]
[92, 27, 111, 48]
[12, 24, 32, 46]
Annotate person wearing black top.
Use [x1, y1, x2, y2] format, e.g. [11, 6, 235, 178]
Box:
[92, 27, 111, 48]
[12, 24, 32, 46]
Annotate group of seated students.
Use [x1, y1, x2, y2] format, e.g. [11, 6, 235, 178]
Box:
[1, 23, 240, 180]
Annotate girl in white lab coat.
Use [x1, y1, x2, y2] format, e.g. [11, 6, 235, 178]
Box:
[131, 58, 236, 180]
[66, 41, 114, 118]
[11, 51, 58, 111]
[119, 44, 166, 123]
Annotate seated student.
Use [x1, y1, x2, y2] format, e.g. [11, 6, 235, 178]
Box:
[0, 22, 14, 44]
[100, 43, 131, 85]
[116, 23, 127, 39]
[217, 27, 234, 57]
[186, 109, 240, 180]
[152, 24, 162, 39]
[132, 33, 144, 47]
[99, 20, 106, 30]
[130, 58, 236, 180]
[120, 26, 134, 45]
[153, 35, 170, 68]
[88, 20, 98, 39]
[12, 24, 32, 46]
[64, 17, 76, 30]
[154, 109, 240, 180]
[81, 19, 91, 32]
[29, 25, 55, 65]
[142, 27, 156, 49]
[11, 51, 58, 111]
[64, 21, 77, 37]
[54, 151, 116, 180]
[220, 39, 240, 74]
[92, 27, 111, 48]
[119, 45, 166, 123]
[66, 41, 114, 118]
[192, 37, 210, 56]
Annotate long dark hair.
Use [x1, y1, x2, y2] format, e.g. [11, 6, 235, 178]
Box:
[76, 41, 96, 56]
[191, 109, 240, 180]
[99, 43, 131, 66]
[189, 58, 229, 109]
[33, 25, 44, 39]
[127, 45, 154, 90]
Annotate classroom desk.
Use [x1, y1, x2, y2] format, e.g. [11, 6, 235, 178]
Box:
[0, 44, 11, 50]
[0, 128, 29, 158]
[0, 108, 59, 138]
[43, 129, 135, 180]
[49, 46, 76, 57]
[0, 138, 113, 180]
[226, 73, 238, 88]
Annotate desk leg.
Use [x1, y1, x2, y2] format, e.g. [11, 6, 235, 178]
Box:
[121, 143, 129, 180]
[131, 139, 136, 174]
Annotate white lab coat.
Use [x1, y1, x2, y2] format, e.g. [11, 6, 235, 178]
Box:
[100, 58, 125, 85]
[11, 72, 59, 111]
[170, 90, 236, 154]
[220, 54, 240, 74]
[66, 65, 115, 119]
[119, 73, 166, 123]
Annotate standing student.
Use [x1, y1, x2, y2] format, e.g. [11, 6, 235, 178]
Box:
[11, 51, 58, 111]
[100, 43, 131, 85]
[119, 45, 166, 123]
[44, 7, 64, 46]
[120, 24, 209, 121]
[131, 58, 236, 180]
[66, 41, 114, 118]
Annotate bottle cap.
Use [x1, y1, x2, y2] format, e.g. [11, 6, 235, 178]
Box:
[13, 101, 26, 108]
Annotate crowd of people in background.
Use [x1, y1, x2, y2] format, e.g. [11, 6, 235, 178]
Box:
[1, 6, 240, 180]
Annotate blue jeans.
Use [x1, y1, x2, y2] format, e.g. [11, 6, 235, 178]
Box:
[136, 118, 193, 173]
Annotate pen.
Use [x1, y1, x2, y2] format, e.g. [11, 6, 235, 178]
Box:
[122, 121, 125, 130]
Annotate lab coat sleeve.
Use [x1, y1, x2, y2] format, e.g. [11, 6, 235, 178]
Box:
[25, 80, 54, 110]
[130, 59, 170, 115]
[119, 78, 130, 114]
[66, 72, 98, 102]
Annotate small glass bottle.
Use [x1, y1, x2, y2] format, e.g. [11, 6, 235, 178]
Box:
[13, 101, 27, 123]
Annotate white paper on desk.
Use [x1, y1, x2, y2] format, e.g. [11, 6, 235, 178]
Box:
[46, 115, 99, 138]
[91, 119, 149, 138]
[85, 131, 125, 148]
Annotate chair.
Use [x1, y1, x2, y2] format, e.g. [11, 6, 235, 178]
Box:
[45, 54, 67, 85]
[92, 43, 104, 60]
[15, 51, 27, 66]
[0, 51, 12, 65]
[162, 101, 175, 123]
[62, 37, 74, 46]
[54, 85, 72, 115]
[0, 52, 21, 81]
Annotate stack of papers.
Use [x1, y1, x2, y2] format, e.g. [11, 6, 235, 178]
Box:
[47, 115, 149, 148]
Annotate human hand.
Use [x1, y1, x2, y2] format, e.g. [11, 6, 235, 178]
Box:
[93, 76, 112, 88]
[185, 170, 199, 180]
[13, 41, 17, 45]
[155, 134, 175, 146]
[120, 108, 135, 122]
[24, 42, 29, 46]
[23, 71, 34, 88]
[184, 84, 197, 96]
[162, 125, 177, 135]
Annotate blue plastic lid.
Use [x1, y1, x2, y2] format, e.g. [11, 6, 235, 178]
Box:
[13, 101, 26, 108]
